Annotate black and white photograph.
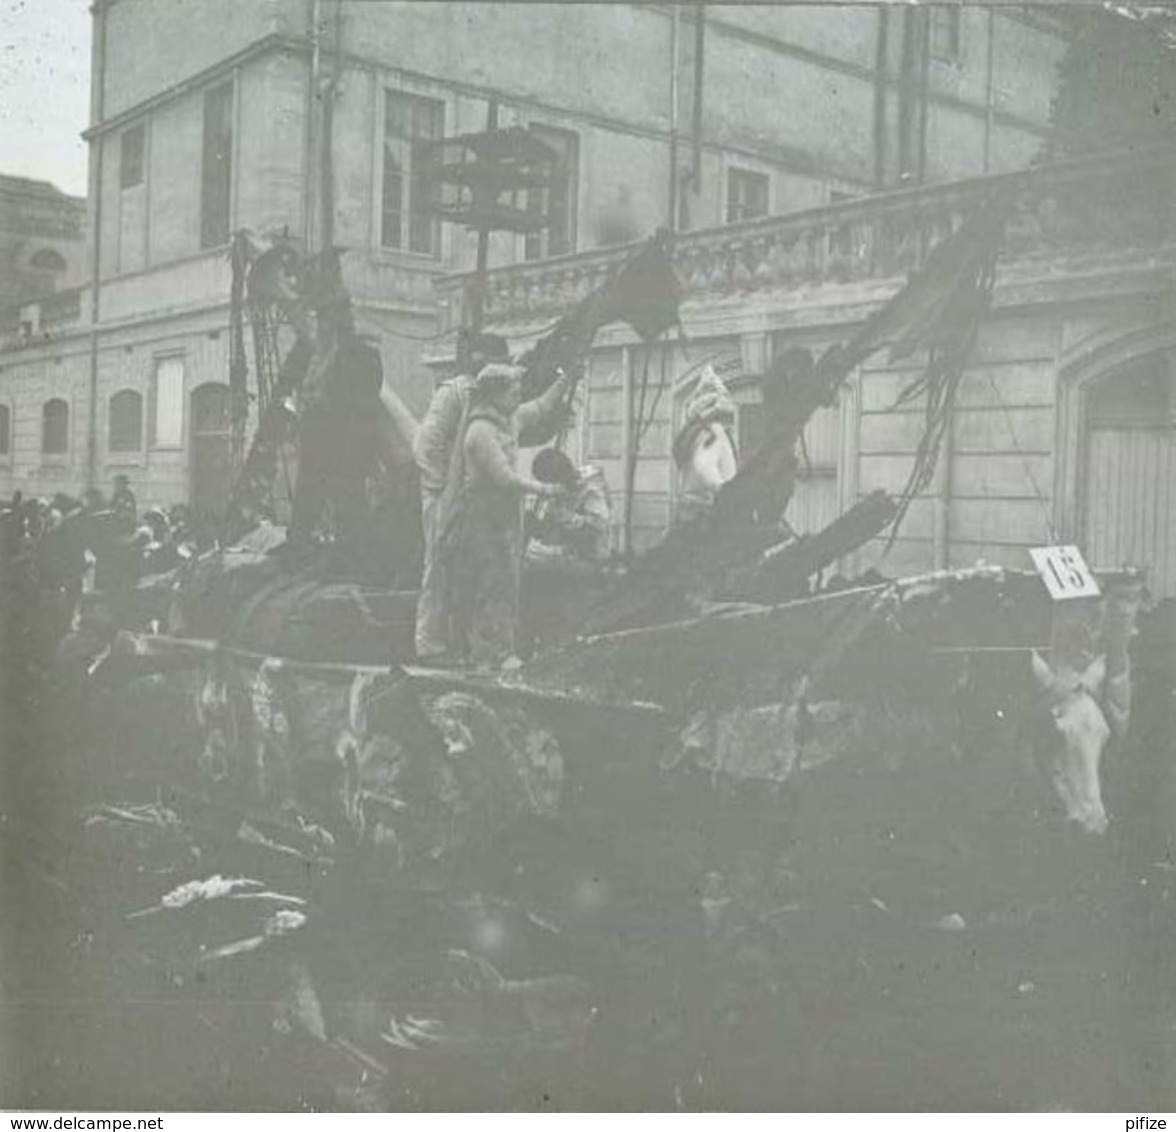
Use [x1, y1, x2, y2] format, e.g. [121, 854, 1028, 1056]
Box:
[1, 0, 1174, 1114]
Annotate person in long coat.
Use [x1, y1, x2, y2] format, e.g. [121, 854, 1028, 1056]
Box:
[412, 334, 510, 660]
[445, 365, 565, 668]
[415, 344, 574, 662]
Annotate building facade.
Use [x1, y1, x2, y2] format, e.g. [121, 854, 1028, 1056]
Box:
[435, 144, 1176, 599]
[0, 2, 1070, 512]
[0, 176, 87, 312]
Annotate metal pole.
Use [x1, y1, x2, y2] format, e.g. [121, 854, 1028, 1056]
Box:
[85, 0, 109, 493]
[873, 6, 889, 189]
[319, 0, 343, 252]
[933, 405, 954, 570]
[668, 6, 681, 231]
[620, 344, 635, 557]
[305, 0, 320, 251]
[470, 100, 499, 331]
[984, 10, 996, 174]
[692, 4, 705, 189]
[917, 7, 930, 184]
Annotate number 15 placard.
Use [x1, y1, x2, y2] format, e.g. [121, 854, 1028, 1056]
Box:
[1029, 545, 1102, 601]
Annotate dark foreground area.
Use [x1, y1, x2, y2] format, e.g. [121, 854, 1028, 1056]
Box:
[2, 627, 1174, 1113]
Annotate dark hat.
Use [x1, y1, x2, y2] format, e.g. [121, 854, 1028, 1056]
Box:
[459, 330, 510, 373]
[532, 447, 578, 488]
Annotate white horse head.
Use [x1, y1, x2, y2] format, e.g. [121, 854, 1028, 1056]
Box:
[1030, 650, 1111, 834]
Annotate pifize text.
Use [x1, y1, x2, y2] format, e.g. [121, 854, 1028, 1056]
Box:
[1126, 1120, 1167, 1129]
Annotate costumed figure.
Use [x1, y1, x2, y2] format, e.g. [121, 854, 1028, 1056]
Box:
[525, 448, 612, 565]
[671, 365, 739, 525]
[286, 278, 385, 555]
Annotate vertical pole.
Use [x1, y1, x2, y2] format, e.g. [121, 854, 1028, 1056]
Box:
[86, 0, 109, 493]
[873, 6, 889, 189]
[305, 0, 320, 252]
[668, 6, 681, 232]
[620, 344, 634, 557]
[470, 100, 499, 331]
[917, 7, 930, 184]
[932, 404, 954, 570]
[691, 4, 705, 189]
[897, 8, 916, 180]
[319, 0, 344, 253]
[983, 9, 996, 173]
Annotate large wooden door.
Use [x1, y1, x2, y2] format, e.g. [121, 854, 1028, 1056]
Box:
[189, 382, 232, 523]
[1082, 352, 1176, 598]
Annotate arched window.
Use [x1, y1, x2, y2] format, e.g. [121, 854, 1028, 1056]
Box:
[29, 248, 67, 273]
[0, 404, 10, 457]
[42, 398, 69, 454]
[108, 389, 143, 453]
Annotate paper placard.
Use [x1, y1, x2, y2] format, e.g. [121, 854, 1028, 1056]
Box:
[1029, 545, 1101, 601]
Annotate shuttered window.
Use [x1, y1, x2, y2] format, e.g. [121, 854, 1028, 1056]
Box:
[152, 358, 185, 449]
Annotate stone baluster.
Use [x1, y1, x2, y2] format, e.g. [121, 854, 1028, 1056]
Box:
[555, 268, 577, 310]
[682, 245, 705, 293]
[523, 270, 543, 318]
[708, 244, 732, 292]
[731, 239, 757, 291]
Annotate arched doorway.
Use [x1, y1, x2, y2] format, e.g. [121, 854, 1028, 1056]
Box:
[189, 382, 232, 523]
[1081, 350, 1175, 598]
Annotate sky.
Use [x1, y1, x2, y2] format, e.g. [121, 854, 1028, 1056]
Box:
[0, 0, 91, 195]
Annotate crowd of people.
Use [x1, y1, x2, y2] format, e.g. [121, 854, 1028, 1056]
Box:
[3, 326, 822, 678]
[1, 474, 204, 649]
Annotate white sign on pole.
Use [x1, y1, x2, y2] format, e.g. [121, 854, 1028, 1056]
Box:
[1029, 545, 1102, 601]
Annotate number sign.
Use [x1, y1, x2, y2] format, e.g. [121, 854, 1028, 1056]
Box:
[1029, 545, 1101, 601]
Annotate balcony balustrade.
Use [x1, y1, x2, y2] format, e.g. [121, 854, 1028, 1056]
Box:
[434, 145, 1176, 333]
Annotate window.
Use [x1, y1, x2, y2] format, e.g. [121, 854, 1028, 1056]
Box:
[1088, 350, 1174, 428]
[201, 83, 233, 249]
[29, 248, 67, 273]
[42, 399, 69, 455]
[151, 357, 184, 448]
[382, 90, 444, 255]
[0, 404, 10, 457]
[524, 124, 580, 261]
[726, 168, 769, 225]
[120, 124, 145, 189]
[930, 8, 962, 64]
[108, 389, 143, 453]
